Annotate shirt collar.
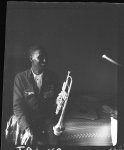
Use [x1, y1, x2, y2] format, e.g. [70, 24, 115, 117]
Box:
[31, 68, 43, 79]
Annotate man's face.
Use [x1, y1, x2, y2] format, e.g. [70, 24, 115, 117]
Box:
[31, 49, 47, 73]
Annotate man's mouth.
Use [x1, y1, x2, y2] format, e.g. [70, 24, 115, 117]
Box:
[39, 63, 46, 68]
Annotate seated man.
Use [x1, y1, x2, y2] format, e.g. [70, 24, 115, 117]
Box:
[5, 45, 63, 145]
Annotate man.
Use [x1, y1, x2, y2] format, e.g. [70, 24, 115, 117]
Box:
[6, 46, 62, 145]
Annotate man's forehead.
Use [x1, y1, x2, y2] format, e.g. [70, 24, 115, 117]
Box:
[32, 49, 45, 59]
[32, 50, 40, 59]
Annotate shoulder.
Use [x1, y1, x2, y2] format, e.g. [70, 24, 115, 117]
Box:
[44, 69, 60, 84]
[14, 69, 30, 80]
[45, 69, 59, 79]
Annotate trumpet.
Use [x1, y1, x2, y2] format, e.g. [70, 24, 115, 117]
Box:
[53, 71, 72, 136]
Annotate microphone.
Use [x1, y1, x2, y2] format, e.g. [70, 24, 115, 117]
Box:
[102, 54, 121, 66]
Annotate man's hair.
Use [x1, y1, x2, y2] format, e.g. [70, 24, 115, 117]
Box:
[28, 45, 48, 61]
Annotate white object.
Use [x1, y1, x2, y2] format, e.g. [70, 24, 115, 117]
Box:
[111, 117, 117, 146]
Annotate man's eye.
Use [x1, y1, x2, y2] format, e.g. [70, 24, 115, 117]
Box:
[39, 57, 46, 62]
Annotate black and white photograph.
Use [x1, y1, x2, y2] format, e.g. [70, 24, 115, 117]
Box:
[1, 2, 124, 150]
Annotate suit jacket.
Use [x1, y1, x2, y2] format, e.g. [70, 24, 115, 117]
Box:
[13, 68, 60, 132]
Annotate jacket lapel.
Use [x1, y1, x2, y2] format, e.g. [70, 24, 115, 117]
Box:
[39, 70, 48, 93]
[27, 69, 39, 94]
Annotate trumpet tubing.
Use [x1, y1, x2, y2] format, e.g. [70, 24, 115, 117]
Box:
[53, 71, 72, 136]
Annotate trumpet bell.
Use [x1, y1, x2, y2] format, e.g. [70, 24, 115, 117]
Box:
[53, 126, 65, 136]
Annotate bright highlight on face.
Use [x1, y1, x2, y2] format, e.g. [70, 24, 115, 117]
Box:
[30, 48, 47, 74]
[32, 50, 40, 62]
[31, 49, 47, 65]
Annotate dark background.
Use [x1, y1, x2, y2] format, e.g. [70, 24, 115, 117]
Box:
[3, 2, 119, 119]
[4, 2, 118, 92]
[2, 2, 124, 146]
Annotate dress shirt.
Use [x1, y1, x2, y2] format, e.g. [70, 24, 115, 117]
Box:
[31, 69, 43, 89]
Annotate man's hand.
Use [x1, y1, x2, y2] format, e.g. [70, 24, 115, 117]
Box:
[56, 91, 68, 105]
[55, 91, 68, 115]
[21, 128, 33, 145]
